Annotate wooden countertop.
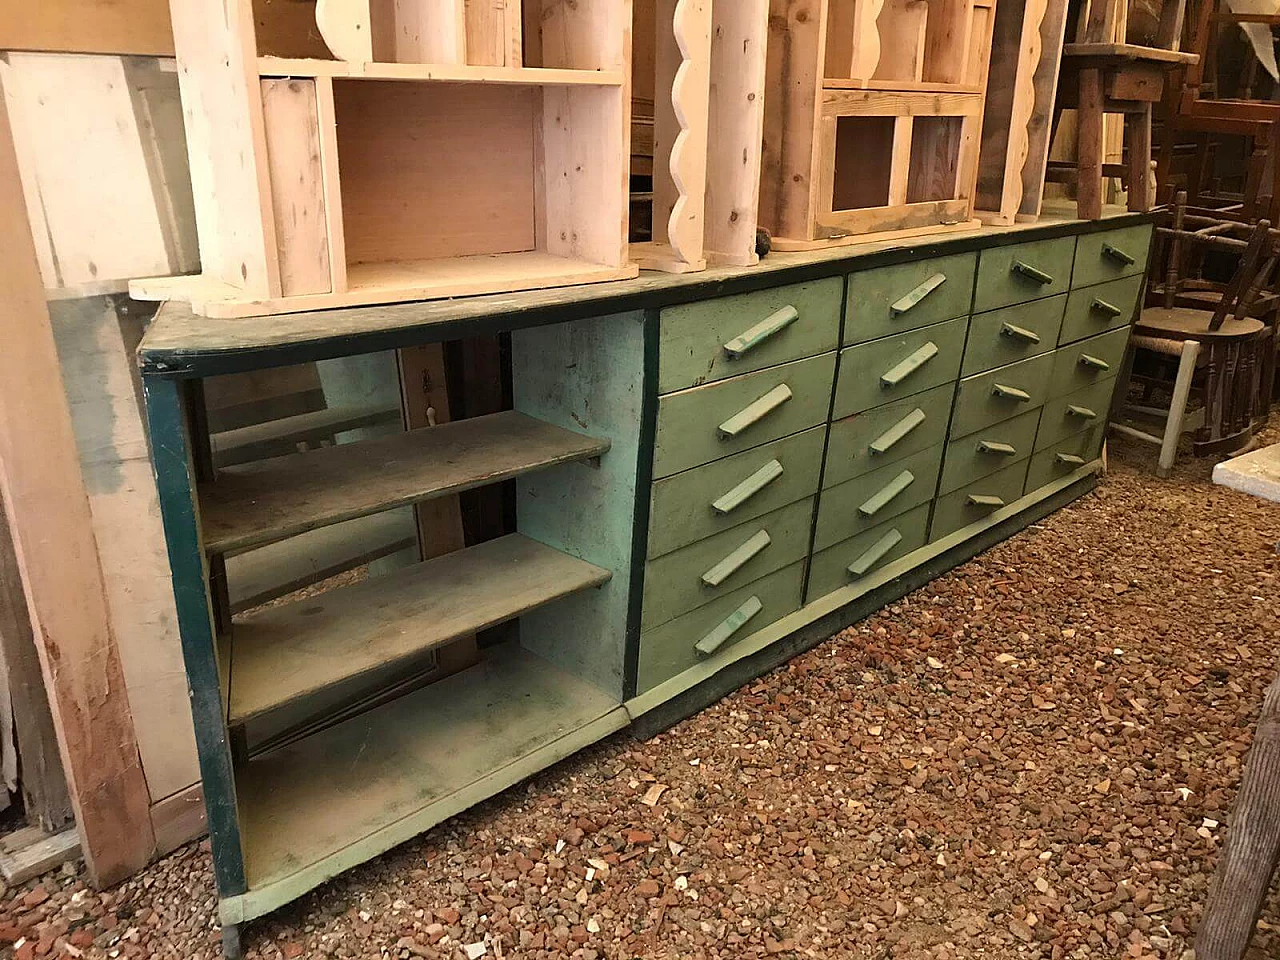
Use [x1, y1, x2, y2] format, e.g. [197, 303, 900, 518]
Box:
[139, 206, 1151, 378]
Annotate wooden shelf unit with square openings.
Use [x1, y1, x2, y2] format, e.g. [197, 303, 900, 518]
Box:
[760, 0, 998, 251]
[128, 0, 636, 318]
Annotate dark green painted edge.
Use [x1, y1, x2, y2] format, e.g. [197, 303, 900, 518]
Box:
[142, 376, 248, 896]
[622, 310, 662, 700]
[628, 472, 1099, 740]
[139, 216, 1155, 380]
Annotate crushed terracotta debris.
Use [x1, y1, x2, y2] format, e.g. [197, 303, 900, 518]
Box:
[0, 424, 1278, 958]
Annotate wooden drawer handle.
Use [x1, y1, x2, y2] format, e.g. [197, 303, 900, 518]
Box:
[967, 493, 1006, 509]
[723, 306, 799, 358]
[1091, 297, 1123, 317]
[1101, 242, 1136, 266]
[1078, 353, 1111, 371]
[712, 459, 783, 515]
[1066, 404, 1097, 420]
[890, 273, 947, 316]
[695, 595, 763, 657]
[1056, 452, 1087, 466]
[880, 342, 939, 387]
[869, 408, 927, 455]
[859, 469, 915, 517]
[718, 384, 793, 439]
[978, 440, 1018, 456]
[1000, 322, 1041, 344]
[701, 530, 772, 588]
[847, 528, 903, 579]
[1012, 260, 1054, 285]
[991, 382, 1032, 402]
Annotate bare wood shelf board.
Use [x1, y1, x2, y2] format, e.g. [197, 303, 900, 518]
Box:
[210, 403, 401, 467]
[256, 58, 626, 85]
[227, 534, 610, 724]
[200, 410, 610, 555]
[235, 643, 622, 893]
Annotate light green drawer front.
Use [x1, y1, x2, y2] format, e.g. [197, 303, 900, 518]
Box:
[813, 443, 943, 551]
[1025, 426, 1105, 491]
[844, 252, 977, 345]
[950, 351, 1055, 438]
[1072, 224, 1152, 288]
[648, 426, 824, 559]
[1036, 376, 1117, 449]
[658, 278, 843, 394]
[833, 316, 967, 419]
[637, 560, 805, 693]
[974, 235, 1076, 312]
[939, 407, 1042, 495]
[823, 381, 954, 489]
[1059, 274, 1143, 345]
[654, 352, 836, 479]
[929, 458, 1030, 542]
[1049, 325, 1131, 397]
[641, 496, 815, 631]
[961, 295, 1066, 376]
[805, 502, 931, 603]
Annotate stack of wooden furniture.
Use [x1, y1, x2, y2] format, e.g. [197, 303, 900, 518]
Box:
[127, 0, 637, 318]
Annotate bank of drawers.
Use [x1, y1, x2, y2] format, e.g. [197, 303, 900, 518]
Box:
[637, 223, 1148, 693]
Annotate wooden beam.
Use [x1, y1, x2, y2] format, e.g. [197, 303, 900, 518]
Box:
[0, 89, 155, 884]
[0, 1, 175, 57]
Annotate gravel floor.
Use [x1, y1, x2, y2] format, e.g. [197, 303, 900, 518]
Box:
[3, 420, 1279, 960]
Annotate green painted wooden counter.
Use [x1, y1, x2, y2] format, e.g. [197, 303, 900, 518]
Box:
[139, 207, 1151, 954]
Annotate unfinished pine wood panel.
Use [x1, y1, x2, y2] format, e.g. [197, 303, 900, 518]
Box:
[254, 0, 339, 59]
[872, 0, 928, 83]
[262, 79, 333, 297]
[200, 410, 610, 555]
[369, 0, 466, 63]
[1017, 0, 1070, 220]
[228, 534, 609, 723]
[0, 0, 175, 57]
[526, 0, 632, 71]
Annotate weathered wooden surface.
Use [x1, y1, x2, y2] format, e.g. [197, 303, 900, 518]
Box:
[0, 93, 155, 884]
[200, 410, 610, 555]
[228, 534, 610, 724]
[1196, 671, 1280, 960]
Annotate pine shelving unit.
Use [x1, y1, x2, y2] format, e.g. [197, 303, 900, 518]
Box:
[128, 0, 636, 318]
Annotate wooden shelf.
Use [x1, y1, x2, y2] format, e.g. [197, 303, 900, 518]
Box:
[257, 57, 627, 86]
[234, 643, 625, 898]
[227, 534, 610, 724]
[200, 410, 610, 555]
[210, 403, 401, 468]
[1061, 42, 1200, 63]
[822, 79, 985, 93]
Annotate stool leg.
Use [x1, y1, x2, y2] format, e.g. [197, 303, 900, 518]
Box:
[1078, 68, 1105, 219]
[1126, 104, 1152, 212]
[1159, 340, 1200, 477]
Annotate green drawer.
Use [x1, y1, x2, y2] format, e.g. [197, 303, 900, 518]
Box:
[654, 352, 836, 479]
[641, 496, 815, 631]
[823, 381, 954, 489]
[813, 443, 943, 551]
[805, 503, 931, 603]
[658, 278, 843, 393]
[832, 316, 968, 418]
[939, 406, 1042, 495]
[1059, 274, 1143, 345]
[1025, 426, 1105, 492]
[929, 458, 1030, 542]
[648, 426, 824, 559]
[636, 560, 804, 693]
[974, 235, 1076, 312]
[1049, 325, 1131, 397]
[961, 295, 1066, 376]
[1036, 376, 1117, 449]
[1072, 223, 1152, 288]
[950, 350, 1055, 438]
[844, 252, 977, 345]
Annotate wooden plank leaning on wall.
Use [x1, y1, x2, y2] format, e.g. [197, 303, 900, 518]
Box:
[0, 85, 155, 885]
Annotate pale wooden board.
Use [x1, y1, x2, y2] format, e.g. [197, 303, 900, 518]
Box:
[261, 79, 332, 297]
[201, 409, 610, 555]
[225, 509, 417, 613]
[257, 58, 626, 84]
[1018, 0, 1071, 220]
[370, 0, 466, 63]
[235, 642, 623, 893]
[228, 534, 610, 723]
[210, 403, 401, 467]
[0, 828, 80, 885]
[47, 298, 199, 803]
[150, 782, 207, 858]
[0, 0, 174, 56]
[0, 94, 155, 884]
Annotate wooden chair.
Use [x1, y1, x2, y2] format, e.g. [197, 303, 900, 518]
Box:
[1112, 195, 1278, 474]
[1053, 0, 1199, 218]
